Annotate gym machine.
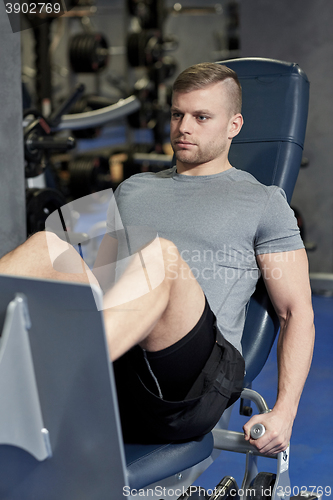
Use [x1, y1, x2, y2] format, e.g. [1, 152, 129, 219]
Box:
[23, 81, 140, 234]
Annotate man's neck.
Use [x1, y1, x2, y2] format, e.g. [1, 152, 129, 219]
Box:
[176, 160, 233, 176]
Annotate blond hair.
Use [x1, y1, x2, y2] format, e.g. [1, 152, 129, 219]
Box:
[172, 62, 242, 115]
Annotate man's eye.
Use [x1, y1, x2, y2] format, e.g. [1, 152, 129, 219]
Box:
[197, 115, 208, 121]
[172, 112, 181, 118]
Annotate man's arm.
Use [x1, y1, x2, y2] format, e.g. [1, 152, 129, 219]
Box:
[243, 248, 315, 455]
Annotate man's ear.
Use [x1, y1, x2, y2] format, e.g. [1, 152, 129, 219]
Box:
[228, 113, 243, 139]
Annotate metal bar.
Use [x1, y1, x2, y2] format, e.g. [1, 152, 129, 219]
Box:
[240, 388, 270, 414]
[169, 4, 223, 15]
[212, 429, 277, 458]
[54, 95, 140, 131]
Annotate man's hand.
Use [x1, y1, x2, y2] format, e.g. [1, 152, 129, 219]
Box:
[243, 408, 293, 456]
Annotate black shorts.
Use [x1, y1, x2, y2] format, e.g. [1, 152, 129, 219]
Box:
[113, 298, 245, 444]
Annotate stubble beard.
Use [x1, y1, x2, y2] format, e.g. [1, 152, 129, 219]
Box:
[172, 140, 227, 166]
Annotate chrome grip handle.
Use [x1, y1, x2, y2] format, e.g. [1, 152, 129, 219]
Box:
[250, 423, 266, 439]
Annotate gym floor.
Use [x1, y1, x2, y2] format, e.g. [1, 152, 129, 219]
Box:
[193, 293, 333, 497]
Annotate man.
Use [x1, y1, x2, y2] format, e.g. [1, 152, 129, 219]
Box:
[0, 63, 314, 455]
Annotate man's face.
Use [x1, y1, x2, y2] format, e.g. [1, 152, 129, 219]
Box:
[170, 81, 240, 171]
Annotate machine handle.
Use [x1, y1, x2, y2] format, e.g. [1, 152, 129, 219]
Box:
[250, 423, 266, 440]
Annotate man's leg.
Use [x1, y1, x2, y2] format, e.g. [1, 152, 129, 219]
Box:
[0, 233, 206, 362]
[103, 236, 205, 360]
[0, 231, 96, 284]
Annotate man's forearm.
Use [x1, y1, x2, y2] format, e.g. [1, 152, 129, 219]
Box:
[244, 249, 315, 454]
[243, 310, 315, 455]
[274, 310, 315, 418]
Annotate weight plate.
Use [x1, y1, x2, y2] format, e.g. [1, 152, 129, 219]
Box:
[249, 472, 277, 499]
[69, 34, 109, 73]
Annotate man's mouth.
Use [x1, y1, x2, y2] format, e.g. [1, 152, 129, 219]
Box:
[175, 140, 196, 146]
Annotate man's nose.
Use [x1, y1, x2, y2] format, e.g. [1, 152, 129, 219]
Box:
[178, 115, 193, 134]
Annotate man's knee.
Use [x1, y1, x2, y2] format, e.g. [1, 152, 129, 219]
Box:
[25, 230, 61, 254]
[24, 231, 71, 268]
[140, 237, 178, 263]
[41, 231, 87, 274]
[158, 237, 179, 260]
[24, 231, 83, 275]
[158, 238, 195, 279]
[140, 237, 195, 285]
[0, 231, 54, 276]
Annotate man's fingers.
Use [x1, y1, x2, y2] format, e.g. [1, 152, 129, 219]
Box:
[249, 433, 288, 456]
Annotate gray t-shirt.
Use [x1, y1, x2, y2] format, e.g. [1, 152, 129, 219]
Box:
[106, 166, 304, 353]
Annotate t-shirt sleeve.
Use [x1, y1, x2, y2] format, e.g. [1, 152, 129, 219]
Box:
[254, 187, 304, 255]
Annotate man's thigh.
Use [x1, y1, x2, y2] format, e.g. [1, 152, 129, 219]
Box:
[136, 237, 207, 352]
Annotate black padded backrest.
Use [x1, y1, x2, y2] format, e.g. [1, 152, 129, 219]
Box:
[224, 57, 309, 202]
[218, 58, 310, 384]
